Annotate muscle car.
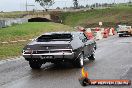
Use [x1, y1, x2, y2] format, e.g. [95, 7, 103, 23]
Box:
[22, 32, 97, 69]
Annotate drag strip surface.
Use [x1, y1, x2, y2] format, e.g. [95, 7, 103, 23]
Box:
[0, 35, 132, 88]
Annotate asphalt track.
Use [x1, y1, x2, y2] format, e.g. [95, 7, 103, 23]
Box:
[0, 35, 132, 88]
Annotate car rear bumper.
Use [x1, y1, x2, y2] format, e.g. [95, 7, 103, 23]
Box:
[23, 52, 75, 61]
[118, 32, 131, 35]
[118, 33, 128, 35]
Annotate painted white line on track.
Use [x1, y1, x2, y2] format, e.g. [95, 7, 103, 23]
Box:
[1, 42, 9, 44]
[10, 41, 18, 43]
[18, 40, 27, 42]
[29, 39, 33, 41]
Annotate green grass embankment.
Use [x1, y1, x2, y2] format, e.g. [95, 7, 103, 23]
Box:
[0, 22, 72, 59]
[60, 6, 132, 27]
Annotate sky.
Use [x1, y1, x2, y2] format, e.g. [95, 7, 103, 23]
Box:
[0, 0, 129, 12]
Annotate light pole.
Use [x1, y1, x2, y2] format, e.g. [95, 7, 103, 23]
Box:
[26, 0, 28, 12]
[25, 0, 35, 15]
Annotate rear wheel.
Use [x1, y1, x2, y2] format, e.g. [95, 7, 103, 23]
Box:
[29, 61, 42, 69]
[119, 34, 123, 37]
[88, 47, 96, 61]
[88, 54, 95, 61]
[74, 53, 84, 68]
[94, 45, 97, 50]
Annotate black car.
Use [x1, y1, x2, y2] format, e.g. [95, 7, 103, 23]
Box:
[22, 32, 97, 69]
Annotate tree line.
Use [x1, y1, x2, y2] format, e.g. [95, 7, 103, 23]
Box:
[35, 0, 132, 11]
[35, 0, 79, 10]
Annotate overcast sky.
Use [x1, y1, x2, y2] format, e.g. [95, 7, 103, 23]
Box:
[0, 0, 128, 12]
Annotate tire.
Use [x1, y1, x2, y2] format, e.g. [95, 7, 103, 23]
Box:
[74, 53, 84, 68]
[119, 34, 123, 37]
[88, 54, 95, 61]
[79, 78, 91, 86]
[29, 61, 42, 69]
[94, 45, 97, 50]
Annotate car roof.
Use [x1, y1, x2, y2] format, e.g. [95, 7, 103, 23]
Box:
[43, 31, 83, 35]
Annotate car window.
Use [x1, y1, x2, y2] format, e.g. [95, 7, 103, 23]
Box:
[37, 34, 72, 42]
[119, 26, 130, 30]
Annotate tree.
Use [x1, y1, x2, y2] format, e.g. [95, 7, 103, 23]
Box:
[35, 0, 54, 10]
[73, 0, 78, 9]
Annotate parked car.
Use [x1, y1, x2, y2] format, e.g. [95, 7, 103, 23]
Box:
[117, 25, 132, 37]
[22, 32, 97, 69]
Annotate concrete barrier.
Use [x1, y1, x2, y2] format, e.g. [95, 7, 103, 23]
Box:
[0, 18, 28, 28]
[109, 28, 113, 36]
[85, 28, 94, 39]
[0, 20, 6, 28]
[96, 31, 103, 40]
[103, 28, 109, 38]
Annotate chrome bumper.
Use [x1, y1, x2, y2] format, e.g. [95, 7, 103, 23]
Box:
[23, 52, 74, 60]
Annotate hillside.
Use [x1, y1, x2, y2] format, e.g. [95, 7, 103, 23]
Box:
[1, 6, 132, 28]
[60, 6, 132, 27]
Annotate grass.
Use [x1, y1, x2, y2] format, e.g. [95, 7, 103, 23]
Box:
[0, 22, 72, 59]
[0, 22, 72, 42]
[0, 11, 27, 18]
[0, 42, 26, 59]
[60, 6, 132, 27]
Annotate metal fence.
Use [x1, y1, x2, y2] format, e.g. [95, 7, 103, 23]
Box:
[0, 18, 28, 28]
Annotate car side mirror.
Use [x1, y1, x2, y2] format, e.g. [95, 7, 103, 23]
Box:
[86, 37, 90, 40]
[82, 38, 88, 42]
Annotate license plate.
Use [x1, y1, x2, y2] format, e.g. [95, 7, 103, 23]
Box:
[42, 56, 54, 59]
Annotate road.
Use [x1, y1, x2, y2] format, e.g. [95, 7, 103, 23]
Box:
[0, 35, 132, 88]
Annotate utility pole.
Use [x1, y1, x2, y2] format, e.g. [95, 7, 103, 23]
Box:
[26, 0, 28, 12]
[25, 0, 35, 15]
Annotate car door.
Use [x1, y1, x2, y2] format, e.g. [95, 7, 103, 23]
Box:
[86, 39, 95, 55]
[79, 33, 91, 57]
